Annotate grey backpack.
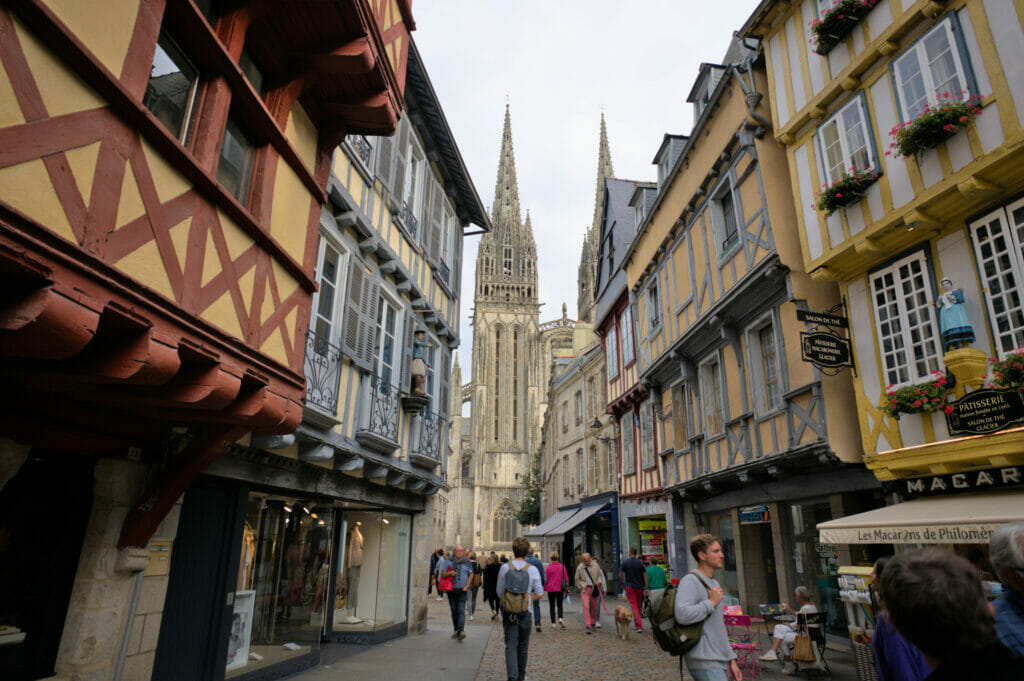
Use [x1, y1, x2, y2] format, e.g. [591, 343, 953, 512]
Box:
[501, 562, 532, 614]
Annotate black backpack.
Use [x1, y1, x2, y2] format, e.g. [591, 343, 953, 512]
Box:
[648, 571, 713, 656]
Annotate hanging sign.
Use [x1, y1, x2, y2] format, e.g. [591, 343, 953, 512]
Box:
[945, 388, 1024, 436]
[902, 464, 1023, 497]
[796, 309, 849, 328]
[800, 331, 854, 369]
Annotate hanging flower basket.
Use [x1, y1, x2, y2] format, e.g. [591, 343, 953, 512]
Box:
[814, 167, 880, 217]
[809, 0, 880, 55]
[881, 371, 954, 419]
[888, 93, 983, 158]
[987, 348, 1024, 390]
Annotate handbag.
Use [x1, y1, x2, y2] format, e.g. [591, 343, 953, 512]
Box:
[438, 575, 453, 592]
[793, 633, 815, 662]
[472, 571, 482, 588]
[560, 564, 570, 593]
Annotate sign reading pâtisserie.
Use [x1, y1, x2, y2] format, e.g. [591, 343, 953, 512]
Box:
[800, 331, 854, 369]
[944, 388, 1024, 436]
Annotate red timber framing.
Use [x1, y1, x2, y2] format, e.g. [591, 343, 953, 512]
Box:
[0, 0, 413, 547]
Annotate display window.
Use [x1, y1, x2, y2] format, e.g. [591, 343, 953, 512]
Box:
[637, 518, 668, 568]
[333, 510, 411, 634]
[711, 514, 740, 603]
[226, 494, 333, 678]
[787, 499, 848, 637]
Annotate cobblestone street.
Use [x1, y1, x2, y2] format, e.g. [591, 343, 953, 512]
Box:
[468, 595, 860, 681]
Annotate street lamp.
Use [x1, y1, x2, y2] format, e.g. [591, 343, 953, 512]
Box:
[590, 417, 616, 444]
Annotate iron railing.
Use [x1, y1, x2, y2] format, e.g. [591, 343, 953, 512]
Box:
[349, 134, 372, 169]
[303, 330, 342, 416]
[358, 373, 400, 445]
[437, 259, 450, 283]
[400, 200, 419, 236]
[414, 410, 446, 462]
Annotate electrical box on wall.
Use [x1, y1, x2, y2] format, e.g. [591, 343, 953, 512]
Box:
[145, 540, 172, 576]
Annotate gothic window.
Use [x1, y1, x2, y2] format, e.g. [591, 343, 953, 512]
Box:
[461, 455, 471, 479]
[493, 500, 517, 543]
[494, 326, 501, 440]
[513, 328, 519, 441]
[503, 246, 513, 275]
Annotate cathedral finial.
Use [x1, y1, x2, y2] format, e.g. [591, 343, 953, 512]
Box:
[562, 302, 567, 319]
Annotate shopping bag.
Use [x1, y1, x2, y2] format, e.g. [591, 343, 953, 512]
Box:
[793, 633, 815, 662]
[565, 592, 571, 606]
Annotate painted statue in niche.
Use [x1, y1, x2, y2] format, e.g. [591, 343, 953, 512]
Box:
[936, 278, 975, 351]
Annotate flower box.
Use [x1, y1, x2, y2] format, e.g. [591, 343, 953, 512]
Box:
[814, 167, 879, 217]
[988, 348, 1024, 390]
[810, 0, 880, 55]
[882, 371, 954, 419]
[888, 93, 983, 158]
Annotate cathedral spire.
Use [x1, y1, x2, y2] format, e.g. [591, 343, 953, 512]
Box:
[578, 114, 615, 324]
[491, 104, 522, 235]
[591, 113, 615, 233]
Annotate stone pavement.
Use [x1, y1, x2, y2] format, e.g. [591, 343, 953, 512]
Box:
[286, 593, 862, 681]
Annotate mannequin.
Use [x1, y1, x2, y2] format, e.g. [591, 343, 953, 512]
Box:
[237, 522, 255, 590]
[343, 522, 364, 623]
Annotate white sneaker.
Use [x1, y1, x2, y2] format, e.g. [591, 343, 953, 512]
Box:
[558, 618, 565, 629]
[469, 615, 474, 620]
[759, 650, 778, 661]
[594, 621, 601, 629]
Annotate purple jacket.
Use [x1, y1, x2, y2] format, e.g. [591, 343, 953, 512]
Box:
[873, 610, 931, 681]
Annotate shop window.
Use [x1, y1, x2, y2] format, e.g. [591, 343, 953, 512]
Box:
[868, 251, 942, 387]
[621, 307, 635, 365]
[605, 324, 619, 379]
[816, 94, 877, 185]
[216, 113, 256, 204]
[969, 199, 1024, 356]
[493, 500, 517, 543]
[892, 15, 975, 121]
[228, 495, 334, 677]
[143, 31, 200, 144]
[787, 500, 847, 637]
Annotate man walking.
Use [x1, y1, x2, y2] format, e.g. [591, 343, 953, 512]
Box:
[524, 551, 547, 632]
[497, 537, 544, 681]
[674, 534, 740, 681]
[880, 547, 1024, 679]
[574, 552, 606, 634]
[990, 521, 1024, 657]
[438, 545, 473, 640]
[619, 547, 649, 634]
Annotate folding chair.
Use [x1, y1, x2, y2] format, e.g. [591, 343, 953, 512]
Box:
[792, 611, 831, 677]
[724, 613, 763, 679]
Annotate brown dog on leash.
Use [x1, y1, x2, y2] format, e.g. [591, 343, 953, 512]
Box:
[614, 605, 633, 641]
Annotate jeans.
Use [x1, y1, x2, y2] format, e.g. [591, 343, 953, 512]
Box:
[447, 589, 467, 633]
[688, 667, 729, 681]
[502, 611, 532, 681]
[547, 591, 563, 623]
[625, 587, 644, 631]
[468, 586, 479, 615]
[533, 596, 542, 626]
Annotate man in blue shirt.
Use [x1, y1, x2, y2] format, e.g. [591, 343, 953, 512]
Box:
[438, 544, 473, 640]
[497, 537, 544, 681]
[991, 521, 1024, 658]
[524, 551, 546, 631]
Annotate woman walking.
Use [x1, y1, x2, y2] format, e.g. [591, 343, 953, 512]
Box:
[483, 551, 501, 620]
[544, 551, 570, 628]
[467, 551, 482, 621]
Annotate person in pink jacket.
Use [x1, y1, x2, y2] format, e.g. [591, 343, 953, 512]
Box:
[544, 552, 570, 629]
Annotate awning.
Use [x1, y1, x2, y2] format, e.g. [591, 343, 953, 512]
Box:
[817, 491, 1024, 544]
[525, 507, 581, 539]
[544, 498, 609, 537]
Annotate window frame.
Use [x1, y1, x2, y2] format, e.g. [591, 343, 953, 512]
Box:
[815, 92, 880, 186]
[143, 30, 201, 145]
[621, 411, 636, 475]
[710, 169, 742, 259]
[372, 289, 404, 389]
[216, 111, 257, 205]
[890, 13, 978, 123]
[745, 313, 783, 417]
[605, 323, 619, 380]
[621, 307, 636, 366]
[647, 283, 661, 333]
[868, 249, 943, 388]
[310, 234, 348, 351]
[699, 352, 725, 437]
[968, 197, 1024, 357]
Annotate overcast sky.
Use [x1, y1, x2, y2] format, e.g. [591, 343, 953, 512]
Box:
[412, 0, 763, 383]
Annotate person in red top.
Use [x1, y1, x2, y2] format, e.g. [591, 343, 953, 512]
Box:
[544, 551, 570, 629]
[618, 547, 649, 634]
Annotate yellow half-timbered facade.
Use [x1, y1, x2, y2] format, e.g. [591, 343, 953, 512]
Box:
[621, 38, 873, 620]
[741, 0, 1024, 548]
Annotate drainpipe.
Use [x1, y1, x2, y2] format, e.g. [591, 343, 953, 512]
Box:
[111, 547, 150, 681]
[735, 56, 772, 133]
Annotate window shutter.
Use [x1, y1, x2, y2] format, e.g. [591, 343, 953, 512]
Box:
[392, 119, 410, 207]
[342, 259, 371, 372]
[400, 309, 415, 393]
[439, 349, 451, 418]
[375, 135, 393, 190]
[641, 400, 655, 467]
[452, 228, 462, 295]
[428, 183, 443, 264]
[359, 274, 381, 373]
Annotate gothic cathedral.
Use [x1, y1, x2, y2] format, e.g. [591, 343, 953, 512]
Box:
[445, 106, 575, 552]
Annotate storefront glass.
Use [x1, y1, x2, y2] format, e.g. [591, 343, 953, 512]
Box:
[333, 510, 411, 634]
[788, 500, 847, 636]
[712, 514, 740, 602]
[227, 494, 333, 678]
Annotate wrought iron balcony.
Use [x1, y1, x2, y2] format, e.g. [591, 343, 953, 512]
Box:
[410, 409, 446, 468]
[437, 259, 450, 284]
[400, 200, 419, 236]
[349, 134, 372, 169]
[354, 373, 400, 454]
[303, 330, 342, 419]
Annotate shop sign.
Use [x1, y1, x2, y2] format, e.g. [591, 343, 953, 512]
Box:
[902, 465, 1023, 498]
[800, 331, 854, 369]
[796, 309, 848, 328]
[739, 504, 770, 524]
[945, 388, 1024, 436]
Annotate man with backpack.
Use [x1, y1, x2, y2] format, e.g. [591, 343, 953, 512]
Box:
[674, 534, 741, 681]
[496, 537, 544, 681]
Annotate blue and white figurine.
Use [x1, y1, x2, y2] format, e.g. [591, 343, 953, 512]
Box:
[936, 277, 975, 351]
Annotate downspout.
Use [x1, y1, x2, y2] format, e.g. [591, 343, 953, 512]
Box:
[735, 57, 772, 134]
[112, 569, 145, 681]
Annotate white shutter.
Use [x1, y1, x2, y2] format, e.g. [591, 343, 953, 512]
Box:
[359, 274, 381, 373]
[428, 182, 443, 264]
[400, 309, 415, 393]
[970, 203, 1024, 355]
[392, 119, 410, 208]
[375, 135, 393, 190]
[439, 349, 451, 418]
[342, 260, 371, 372]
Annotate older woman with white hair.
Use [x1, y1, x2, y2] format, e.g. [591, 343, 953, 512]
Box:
[759, 586, 818, 667]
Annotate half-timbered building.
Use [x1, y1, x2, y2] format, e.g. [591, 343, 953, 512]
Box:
[622, 37, 875, 626]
